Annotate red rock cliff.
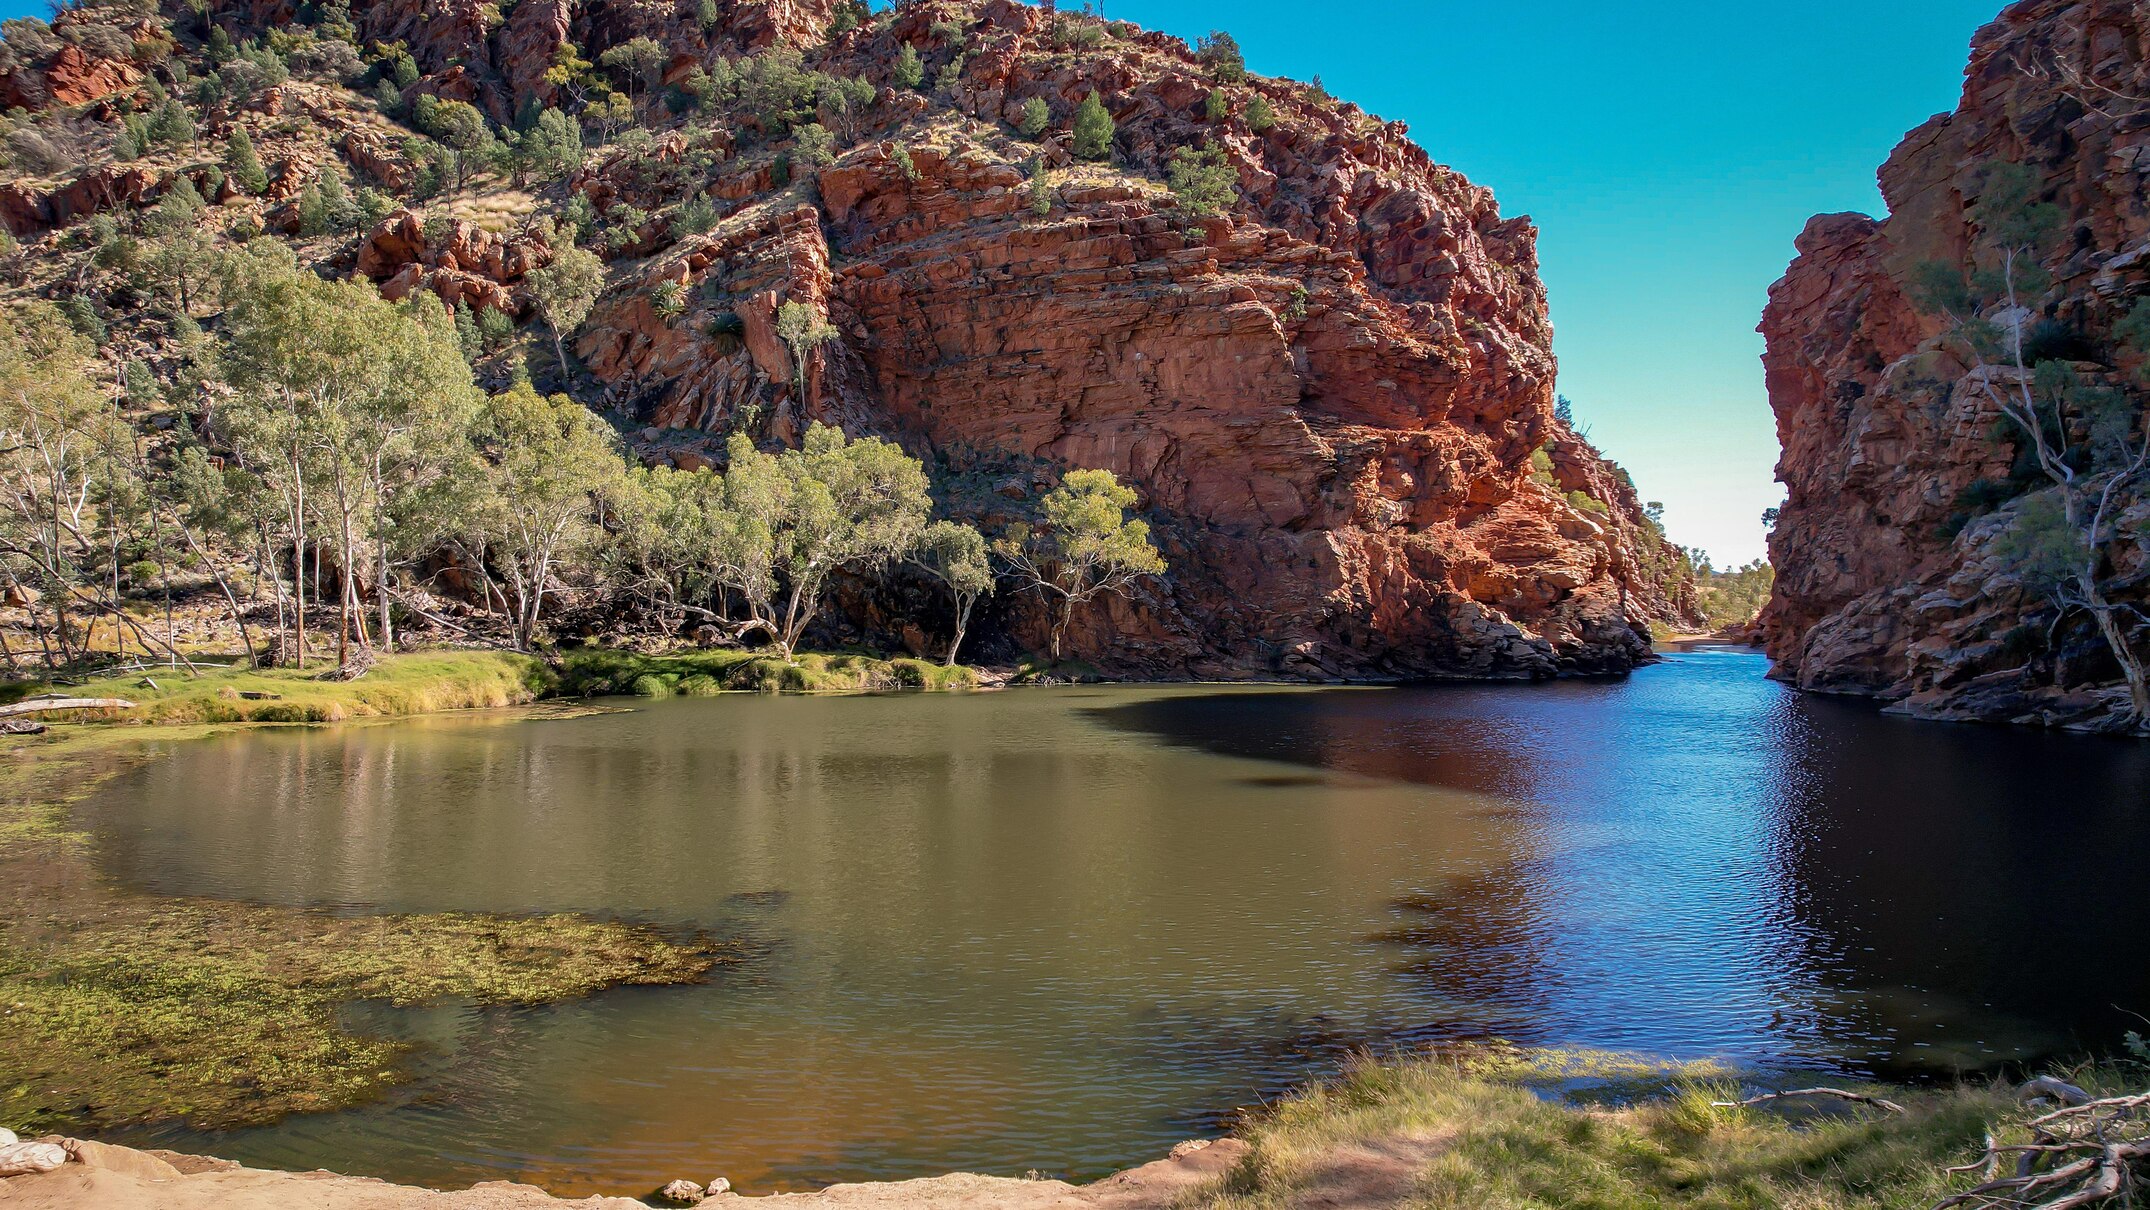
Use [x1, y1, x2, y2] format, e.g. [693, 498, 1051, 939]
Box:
[556, 0, 1693, 678]
[1761, 0, 2150, 728]
[6, 0, 1696, 679]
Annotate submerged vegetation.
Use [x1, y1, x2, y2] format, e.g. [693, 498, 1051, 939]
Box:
[0, 721, 738, 1135]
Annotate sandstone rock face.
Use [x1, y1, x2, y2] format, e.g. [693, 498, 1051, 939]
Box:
[569, 0, 1693, 679]
[355, 208, 554, 315]
[1762, 0, 2150, 730]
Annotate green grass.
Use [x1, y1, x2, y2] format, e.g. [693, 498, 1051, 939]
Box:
[555, 647, 976, 696]
[1, 650, 553, 724]
[3, 644, 979, 727]
[1196, 1046, 2036, 1210]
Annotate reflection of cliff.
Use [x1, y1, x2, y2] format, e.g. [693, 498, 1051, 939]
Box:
[1088, 688, 1575, 1042]
[1085, 686, 1558, 797]
[1764, 695, 2150, 1073]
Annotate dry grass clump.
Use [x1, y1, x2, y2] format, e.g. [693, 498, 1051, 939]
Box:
[1198, 1046, 2027, 1210]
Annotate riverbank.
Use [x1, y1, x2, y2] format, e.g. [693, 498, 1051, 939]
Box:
[3, 646, 981, 725]
[7, 1046, 2138, 1208]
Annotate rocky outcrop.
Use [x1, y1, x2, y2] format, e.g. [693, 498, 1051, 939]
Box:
[1761, 0, 2150, 730]
[355, 209, 555, 314]
[566, 0, 1694, 678]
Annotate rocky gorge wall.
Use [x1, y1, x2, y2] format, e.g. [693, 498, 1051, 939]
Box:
[1, 0, 1698, 679]
[1761, 0, 2150, 730]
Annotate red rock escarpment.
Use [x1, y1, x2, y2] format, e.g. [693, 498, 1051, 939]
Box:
[572, 0, 1691, 679]
[1761, 0, 2150, 729]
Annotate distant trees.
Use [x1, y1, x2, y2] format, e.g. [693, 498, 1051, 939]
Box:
[1694, 558, 1773, 629]
[1912, 160, 2150, 723]
[995, 468, 1164, 659]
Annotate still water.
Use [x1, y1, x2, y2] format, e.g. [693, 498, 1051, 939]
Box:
[77, 645, 2150, 1195]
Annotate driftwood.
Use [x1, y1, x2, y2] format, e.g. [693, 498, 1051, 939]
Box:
[1933, 1085, 2150, 1209]
[1711, 1087, 1907, 1114]
[0, 694, 138, 718]
[0, 719, 46, 735]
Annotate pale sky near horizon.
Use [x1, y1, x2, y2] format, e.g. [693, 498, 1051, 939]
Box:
[0, 0, 2007, 563]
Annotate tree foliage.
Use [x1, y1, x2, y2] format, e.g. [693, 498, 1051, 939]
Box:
[994, 468, 1164, 658]
[1071, 90, 1114, 160]
[1167, 144, 1236, 219]
[526, 245, 606, 377]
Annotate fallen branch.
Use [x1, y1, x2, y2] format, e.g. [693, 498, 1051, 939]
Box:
[1712, 1087, 1907, 1114]
[0, 694, 138, 718]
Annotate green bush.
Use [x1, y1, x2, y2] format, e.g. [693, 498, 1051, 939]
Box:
[676, 673, 722, 697]
[628, 674, 672, 698]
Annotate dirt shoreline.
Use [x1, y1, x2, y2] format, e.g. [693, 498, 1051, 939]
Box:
[0, 1135, 1250, 1209]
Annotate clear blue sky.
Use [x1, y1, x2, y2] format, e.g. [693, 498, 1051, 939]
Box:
[1, 0, 2003, 563]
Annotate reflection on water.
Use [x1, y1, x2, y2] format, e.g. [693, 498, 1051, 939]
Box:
[75, 645, 2150, 1196]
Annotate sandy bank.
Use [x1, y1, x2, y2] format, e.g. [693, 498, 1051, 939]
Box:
[0, 1136, 1248, 1209]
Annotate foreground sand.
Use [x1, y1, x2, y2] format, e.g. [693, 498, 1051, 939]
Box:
[0, 1136, 1249, 1209]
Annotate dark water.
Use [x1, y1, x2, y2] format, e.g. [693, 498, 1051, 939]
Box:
[74, 645, 2150, 1196]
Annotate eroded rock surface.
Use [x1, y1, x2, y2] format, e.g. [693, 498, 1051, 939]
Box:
[1761, 0, 2150, 731]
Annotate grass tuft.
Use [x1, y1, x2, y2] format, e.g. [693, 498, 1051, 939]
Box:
[1192, 1047, 2024, 1210]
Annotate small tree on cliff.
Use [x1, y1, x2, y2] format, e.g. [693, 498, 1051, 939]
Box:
[225, 125, 267, 195]
[774, 299, 837, 396]
[894, 42, 924, 90]
[1166, 144, 1236, 219]
[994, 468, 1165, 660]
[1071, 90, 1114, 160]
[910, 519, 993, 665]
[1912, 160, 2150, 723]
[526, 245, 605, 378]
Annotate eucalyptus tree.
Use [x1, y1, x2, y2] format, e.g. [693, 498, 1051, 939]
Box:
[909, 519, 992, 665]
[526, 244, 605, 377]
[1912, 161, 2150, 723]
[0, 301, 116, 668]
[713, 424, 932, 659]
[466, 385, 632, 651]
[219, 251, 482, 668]
[994, 467, 1164, 660]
